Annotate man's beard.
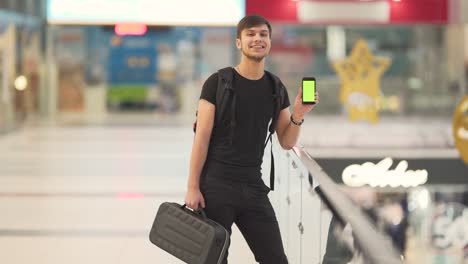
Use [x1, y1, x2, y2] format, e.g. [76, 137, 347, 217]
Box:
[242, 47, 267, 62]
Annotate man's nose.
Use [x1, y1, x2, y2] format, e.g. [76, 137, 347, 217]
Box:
[253, 33, 262, 41]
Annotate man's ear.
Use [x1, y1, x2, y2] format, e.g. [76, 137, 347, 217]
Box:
[236, 38, 241, 49]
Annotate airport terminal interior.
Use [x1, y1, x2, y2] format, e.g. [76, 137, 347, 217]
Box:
[0, 0, 467, 263]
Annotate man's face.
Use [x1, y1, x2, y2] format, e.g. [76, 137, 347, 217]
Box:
[236, 24, 271, 62]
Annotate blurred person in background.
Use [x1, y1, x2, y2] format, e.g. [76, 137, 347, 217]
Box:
[185, 15, 318, 264]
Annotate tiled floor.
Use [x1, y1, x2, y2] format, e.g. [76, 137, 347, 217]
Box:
[0, 124, 257, 264]
[0, 113, 458, 263]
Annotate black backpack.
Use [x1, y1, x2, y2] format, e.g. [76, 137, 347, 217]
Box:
[193, 67, 285, 190]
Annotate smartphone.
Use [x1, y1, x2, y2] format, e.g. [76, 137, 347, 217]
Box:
[302, 77, 316, 104]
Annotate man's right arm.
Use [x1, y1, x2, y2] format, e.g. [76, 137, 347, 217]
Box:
[185, 99, 215, 209]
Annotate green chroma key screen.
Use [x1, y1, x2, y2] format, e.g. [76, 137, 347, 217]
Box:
[303, 79, 316, 103]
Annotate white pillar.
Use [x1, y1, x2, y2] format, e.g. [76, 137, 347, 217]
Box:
[45, 26, 58, 118]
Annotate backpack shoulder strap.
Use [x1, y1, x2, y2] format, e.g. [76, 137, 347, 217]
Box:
[216, 67, 234, 125]
[263, 70, 285, 191]
[194, 67, 234, 134]
[265, 70, 284, 134]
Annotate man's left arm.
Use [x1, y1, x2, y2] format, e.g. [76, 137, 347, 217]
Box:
[276, 87, 318, 150]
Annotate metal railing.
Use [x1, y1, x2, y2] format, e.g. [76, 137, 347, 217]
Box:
[267, 141, 403, 263]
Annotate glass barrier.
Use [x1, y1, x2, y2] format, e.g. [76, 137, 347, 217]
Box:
[336, 186, 468, 264]
[266, 138, 468, 263]
[268, 142, 332, 264]
[266, 138, 403, 263]
[404, 186, 468, 263]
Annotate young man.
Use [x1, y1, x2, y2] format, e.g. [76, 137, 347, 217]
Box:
[185, 15, 318, 264]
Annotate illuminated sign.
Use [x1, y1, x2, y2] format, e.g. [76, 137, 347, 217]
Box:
[115, 23, 147, 36]
[47, 0, 245, 26]
[342, 157, 428, 188]
[298, 1, 390, 24]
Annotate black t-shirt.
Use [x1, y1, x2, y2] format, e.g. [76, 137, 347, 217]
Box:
[200, 68, 290, 182]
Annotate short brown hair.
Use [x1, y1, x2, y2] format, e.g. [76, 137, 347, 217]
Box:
[236, 15, 272, 39]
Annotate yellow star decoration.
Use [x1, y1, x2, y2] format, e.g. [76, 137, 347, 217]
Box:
[453, 96, 468, 164]
[332, 39, 391, 123]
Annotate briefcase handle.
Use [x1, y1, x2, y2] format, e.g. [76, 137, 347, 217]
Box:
[181, 204, 208, 219]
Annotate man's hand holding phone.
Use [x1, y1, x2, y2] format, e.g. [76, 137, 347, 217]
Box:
[292, 77, 319, 122]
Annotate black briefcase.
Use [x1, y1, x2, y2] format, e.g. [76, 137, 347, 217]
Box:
[149, 202, 230, 264]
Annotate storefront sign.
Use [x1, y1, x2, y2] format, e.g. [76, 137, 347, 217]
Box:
[108, 37, 156, 84]
[298, 1, 390, 24]
[315, 158, 467, 185]
[342, 157, 428, 188]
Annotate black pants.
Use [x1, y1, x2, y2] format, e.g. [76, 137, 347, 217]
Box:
[201, 177, 288, 264]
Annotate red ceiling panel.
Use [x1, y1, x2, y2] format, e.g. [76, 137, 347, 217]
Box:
[246, 0, 298, 23]
[389, 0, 448, 24]
[246, 0, 448, 24]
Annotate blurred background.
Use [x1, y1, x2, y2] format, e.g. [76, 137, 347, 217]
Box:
[0, 0, 467, 263]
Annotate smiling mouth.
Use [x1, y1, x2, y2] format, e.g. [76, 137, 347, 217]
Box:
[250, 45, 265, 49]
